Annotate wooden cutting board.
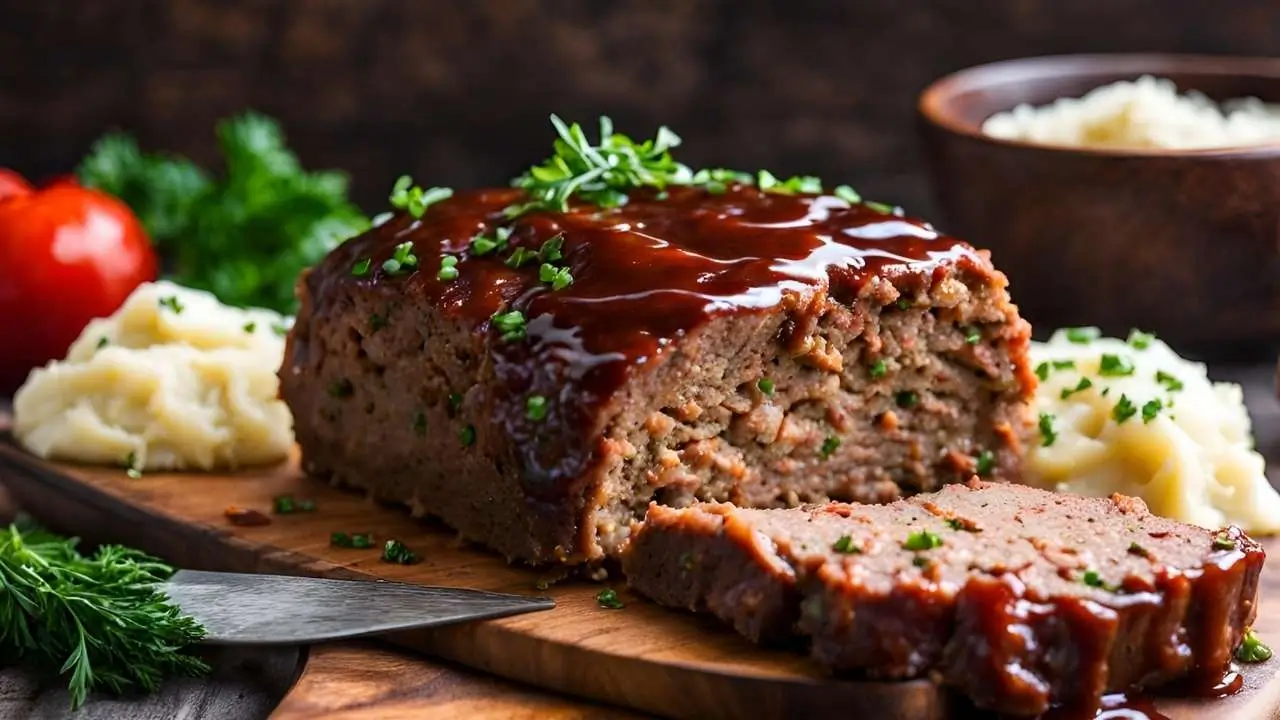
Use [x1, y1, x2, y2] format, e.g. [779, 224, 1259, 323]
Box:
[2, 442, 1280, 719]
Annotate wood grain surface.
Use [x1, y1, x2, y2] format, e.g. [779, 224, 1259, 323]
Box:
[274, 642, 642, 720]
[0, 645, 300, 720]
[2, 364, 1280, 718]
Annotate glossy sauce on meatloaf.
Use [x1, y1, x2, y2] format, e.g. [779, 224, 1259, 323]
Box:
[310, 186, 987, 495]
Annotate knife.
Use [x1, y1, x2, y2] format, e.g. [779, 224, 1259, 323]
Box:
[158, 569, 555, 645]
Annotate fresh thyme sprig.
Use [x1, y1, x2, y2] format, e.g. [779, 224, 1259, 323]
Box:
[0, 522, 208, 709]
[506, 115, 694, 217]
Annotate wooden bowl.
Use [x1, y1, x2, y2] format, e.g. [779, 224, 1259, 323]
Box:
[918, 54, 1280, 359]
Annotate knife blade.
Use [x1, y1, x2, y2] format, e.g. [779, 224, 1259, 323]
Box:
[158, 570, 555, 645]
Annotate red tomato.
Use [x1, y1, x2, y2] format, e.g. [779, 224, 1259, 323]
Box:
[0, 174, 157, 394]
[0, 169, 32, 200]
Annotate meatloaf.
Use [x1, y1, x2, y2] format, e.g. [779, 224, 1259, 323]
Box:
[281, 184, 1034, 564]
[621, 480, 1265, 716]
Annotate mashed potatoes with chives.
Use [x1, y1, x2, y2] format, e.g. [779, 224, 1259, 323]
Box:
[14, 281, 294, 472]
[982, 75, 1280, 150]
[1026, 328, 1280, 534]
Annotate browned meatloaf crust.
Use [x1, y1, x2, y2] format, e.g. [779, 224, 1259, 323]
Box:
[281, 184, 1035, 565]
[621, 480, 1265, 716]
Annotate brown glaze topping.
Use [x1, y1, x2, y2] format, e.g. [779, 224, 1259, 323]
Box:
[316, 185, 980, 497]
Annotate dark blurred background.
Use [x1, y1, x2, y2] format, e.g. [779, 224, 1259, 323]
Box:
[0, 1, 1274, 218]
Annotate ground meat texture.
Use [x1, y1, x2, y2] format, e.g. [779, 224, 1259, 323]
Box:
[281, 184, 1035, 565]
[621, 480, 1265, 717]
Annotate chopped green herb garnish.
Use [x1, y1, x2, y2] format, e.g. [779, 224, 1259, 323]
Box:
[1064, 326, 1100, 344]
[158, 295, 184, 314]
[273, 495, 295, 514]
[460, 424, 476, 447]
[691, 168, 753, 194]
[0, 522, 210, 709]
[1082, 569, 1106, 589]
[388, 175, 453, 219]
[538, 234, 565, 262]
[271, 323, 289, 337]
[833, 185, 862, 204]
[436, 255, 459, 281]
[756, 172, 822, 195]
[1141, 399, 1163, 424]
[369, 313, 389, 333]
[1098, 354, 1135, 377]
[596, 588, 625, 609]
[895, 390, 919, 408]
[471, 226, 513, 256]
[382, 241, 420, 275]
[1061, 377, 1093, 399]
[507, 116, 690, 217]
[912, 556, 931, 569]
[946, 518, 969, 531]
[1112, 394, 1137, 424]
[819, 435, 841, 459]
[96, 337, 109, 349]
[869, 360, 888, 379]
[381, 539, 420, 565]
[864, 200, 897, 215]
[1236, 630, 1273, 663]
[757, 378, 775, 395]
[964, 327, 981, 344]
[1034, 362, 1050, 381]
[1038, 412, 1057, 447]
[1156, 370, 1184, 392]
[124, 451, 142, 479]
[505, 247, 537, 268]
[1127, 329, 1156, 350]
[330, 532, 374, 549]
[975, 449, 996, 477]
[328, 378, 354, 398]
[895, 298, 911, 310]
[352, 257, 372, 276]
[412, 410, 427, 436]
[448, 393, 463, 416]
[1128, 542, 1150, 558]
[526, 395, 549, 421]
[242, 322, 256, 333]
[1101, 387, 1111, 397]
[903, 530, 943, 551]
[831, 535, 861, 554]
[492, 310, 527, 342]
[1213, 532, 1237, 551]
[539, 263, 574, 290]
[1052, 360, 1075, 370]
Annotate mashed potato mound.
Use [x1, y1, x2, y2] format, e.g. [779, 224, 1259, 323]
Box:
[982, 75, 1280, 150]
[14, 281, 294, 471]
[1027, 328, 1280, 534]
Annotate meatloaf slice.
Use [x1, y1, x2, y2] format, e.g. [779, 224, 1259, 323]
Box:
[282, 183, 1034, 565]
[621, 480, 1265, 716]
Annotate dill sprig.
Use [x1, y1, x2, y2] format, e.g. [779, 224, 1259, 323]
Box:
[0, 522, 208, 709]
[506, 115, 694, 217]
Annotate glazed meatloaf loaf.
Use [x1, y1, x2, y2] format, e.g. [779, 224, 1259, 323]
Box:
[622, 480, 1265, 716]
[282, 178, 1034, 565]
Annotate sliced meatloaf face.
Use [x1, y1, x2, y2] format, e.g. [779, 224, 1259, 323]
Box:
[281, 184, 1034, 565]
[621, 480, 1265, 716]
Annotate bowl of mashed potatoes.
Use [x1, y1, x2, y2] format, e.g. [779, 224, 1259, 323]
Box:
[918, 54, 1280, 358]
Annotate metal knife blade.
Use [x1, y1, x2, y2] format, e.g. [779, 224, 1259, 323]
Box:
[159, 570, 555, 645]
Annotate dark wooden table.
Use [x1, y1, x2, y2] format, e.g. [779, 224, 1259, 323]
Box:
[1, 362, 1276, 718]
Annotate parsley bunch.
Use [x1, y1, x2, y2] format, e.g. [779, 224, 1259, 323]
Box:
[0, 522, 208, 709]
[78, 111, 369, 313]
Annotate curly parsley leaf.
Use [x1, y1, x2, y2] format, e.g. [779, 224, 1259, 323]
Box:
[78, 111, 369, 313]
